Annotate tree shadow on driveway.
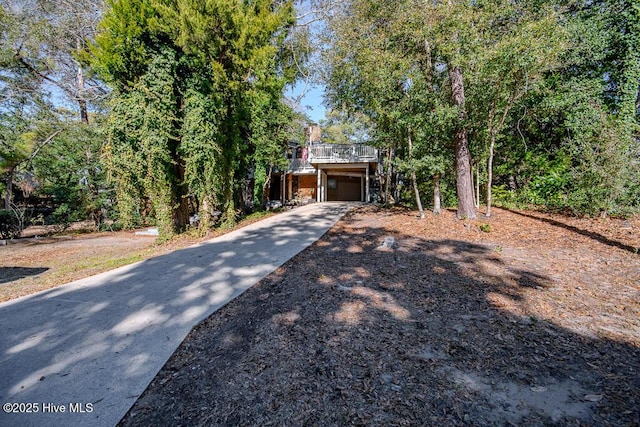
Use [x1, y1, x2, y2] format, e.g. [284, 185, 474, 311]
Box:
[0, 202, 355, 427]
[120, 209, 640, 426]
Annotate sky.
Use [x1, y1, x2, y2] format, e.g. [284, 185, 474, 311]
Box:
[302, 85, 326, 124]
[287, 82, 327, 124]
[289, 0, 326, 123]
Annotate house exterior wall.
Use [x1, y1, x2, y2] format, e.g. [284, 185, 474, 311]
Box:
[286, 138, 379, 203]
[297, 175, 316, 200]
[284, 173, 316, 203]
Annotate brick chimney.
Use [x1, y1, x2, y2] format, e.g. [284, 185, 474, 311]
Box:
[305, 124, 322, 144]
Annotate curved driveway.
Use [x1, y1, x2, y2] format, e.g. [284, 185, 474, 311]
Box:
[0, 202, 355, 427]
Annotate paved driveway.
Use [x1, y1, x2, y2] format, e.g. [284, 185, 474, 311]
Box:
[0, 202, 355, 427]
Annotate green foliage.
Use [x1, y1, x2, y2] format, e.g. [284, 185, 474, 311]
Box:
[0, 210, 23, 239]
[322, 0, 638, 216]
[249, 95, 300, 207]
[180, 83, 225, 232]
[91, 0, 160, 90]
[320, 109, 372, 145]
[49, 203, 80, 232]
[31, 118, 111, 227]
[93, 0, 296, 239]
[565, 112, 632, 215]
[519, 151, 571, 208]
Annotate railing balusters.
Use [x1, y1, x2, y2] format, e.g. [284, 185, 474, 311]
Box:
[307, 144, 377, 163]
[289, 144, 377, 172]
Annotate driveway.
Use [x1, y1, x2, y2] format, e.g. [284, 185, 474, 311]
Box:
[0, 202, 355, 427]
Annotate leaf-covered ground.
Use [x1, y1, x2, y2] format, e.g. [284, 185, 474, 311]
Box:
[119, 206, 640, 426]
[0, 213, 278, 302]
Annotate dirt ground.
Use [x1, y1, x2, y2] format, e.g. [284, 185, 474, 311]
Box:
[0, 213, 277, 302]
[109, 205, 639, 426]
[0, 227, 180, 302]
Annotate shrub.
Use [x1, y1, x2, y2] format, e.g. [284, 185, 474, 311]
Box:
[49, 203, 82, 232]
[479, 223, 491, 233]
[0, 209, 23, 239]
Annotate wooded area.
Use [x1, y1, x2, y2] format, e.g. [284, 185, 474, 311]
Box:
[1, 0, 639, 241]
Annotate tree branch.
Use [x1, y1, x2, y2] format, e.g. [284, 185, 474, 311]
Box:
[24, 129, 65, 167]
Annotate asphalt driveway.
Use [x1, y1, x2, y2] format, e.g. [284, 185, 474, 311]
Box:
[0, 202, 355, 427]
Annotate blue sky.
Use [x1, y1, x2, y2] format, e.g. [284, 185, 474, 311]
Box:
[286, 82, 327, 124]
[301, 85, 326, 123]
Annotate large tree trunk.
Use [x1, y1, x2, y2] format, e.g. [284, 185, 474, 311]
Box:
[433, 174, 441, 214]
[448, 65, 477, 219]
[172, 159, 190, 232]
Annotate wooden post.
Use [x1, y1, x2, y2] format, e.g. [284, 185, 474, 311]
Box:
[366, 165, 370, 203]
[317, 168, 322, 202]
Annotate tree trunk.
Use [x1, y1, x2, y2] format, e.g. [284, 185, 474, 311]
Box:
[471, 162, 477, 208]
[433, 174, 441, 215]
[4, 168, 14, 210]
[486, 96, 513, 217]
[172, 159, 190, 232]
[79, 99, 88, 124]
[76, 60, 89, 124]
[198, 196, 213, 233]
[394, 167, 400, 203]
[448, 65, 476, 219]
[486, 134, 495, 217]
[407, 130, 425, 219]
[385, 148, 393, 204]
[411, 170, 424, 218]
[221, 165, 236, 228]
[476, 165, 480, 208]
[263, 163, 273, 205]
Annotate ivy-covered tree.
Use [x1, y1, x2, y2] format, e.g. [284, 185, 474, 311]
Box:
[93, 0, 296, 239]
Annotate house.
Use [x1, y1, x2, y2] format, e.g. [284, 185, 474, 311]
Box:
[277, 125, 379, 204]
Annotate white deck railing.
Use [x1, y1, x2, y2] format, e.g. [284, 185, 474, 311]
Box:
[309, 144, 378, 164]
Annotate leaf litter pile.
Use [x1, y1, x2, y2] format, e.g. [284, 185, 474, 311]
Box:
[120, 206, 639, 426]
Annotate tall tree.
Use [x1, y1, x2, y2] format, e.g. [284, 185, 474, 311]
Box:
[0, 2, 60, 209]
[3, 0, 105, 122]
[464, 0, 567, 216]
[250, 96, 302, 208]
[93, 0, 296, 239]
[322, 0, 478, 218]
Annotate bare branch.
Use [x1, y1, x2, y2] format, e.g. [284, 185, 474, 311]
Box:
[24, 129, 65, 166]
